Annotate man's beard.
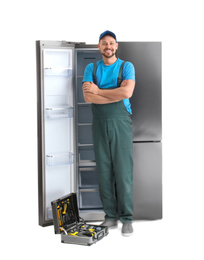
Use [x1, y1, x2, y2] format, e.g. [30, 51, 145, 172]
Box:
[102, 50, 116, 58]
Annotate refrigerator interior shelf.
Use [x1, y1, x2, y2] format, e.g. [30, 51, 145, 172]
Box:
[45, 106, 73, 119]
[46, 152, 74, 166]
[78, 123, 92, 126]
[79, 185, 99, 189]
[78, 143, 93, 147]
[79, 161, 96, 167]
[79, 188, 99, 192]
[44, 67, 73, 76]
[77, 103, 92, 106]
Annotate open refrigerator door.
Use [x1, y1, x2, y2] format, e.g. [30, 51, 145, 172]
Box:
[37, 42, 76, 226]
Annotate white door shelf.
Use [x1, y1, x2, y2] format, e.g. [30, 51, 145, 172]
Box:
[45, 106, 74, 119]
[46, 152, 74, 166]
[44, 67, 73, 76]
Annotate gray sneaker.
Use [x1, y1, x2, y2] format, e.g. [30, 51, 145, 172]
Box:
[100, 220, 118, 229]
[122, 223, 134, 236]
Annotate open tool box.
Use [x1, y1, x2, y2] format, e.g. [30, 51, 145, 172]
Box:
[51, 193, 108, 245]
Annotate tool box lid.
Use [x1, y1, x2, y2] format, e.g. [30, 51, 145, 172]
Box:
[51, 193, 80, 234]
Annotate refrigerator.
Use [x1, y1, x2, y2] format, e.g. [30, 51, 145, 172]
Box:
[36, 40, 162, 227]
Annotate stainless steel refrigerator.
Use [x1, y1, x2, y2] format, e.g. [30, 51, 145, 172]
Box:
[36, 40, 162, 227]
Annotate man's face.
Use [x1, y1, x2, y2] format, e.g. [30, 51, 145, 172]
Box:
[98, 35, 118, 59]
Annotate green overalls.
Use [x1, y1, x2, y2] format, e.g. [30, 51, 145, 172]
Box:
[92, 98, 133, 223]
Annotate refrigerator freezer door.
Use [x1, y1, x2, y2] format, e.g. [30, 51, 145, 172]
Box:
[117, 42, 162, 142]
[36, 41, 76, 226]
[133, 142, 162, 220]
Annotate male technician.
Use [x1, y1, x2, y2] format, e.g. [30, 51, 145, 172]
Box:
[82, 31, 135, 236]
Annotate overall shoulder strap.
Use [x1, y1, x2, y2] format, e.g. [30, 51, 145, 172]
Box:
[93, 62, 97, 85]
[117, 61, 126, 87]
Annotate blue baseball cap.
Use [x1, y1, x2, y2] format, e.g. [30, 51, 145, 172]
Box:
[99, 30, 117, 42]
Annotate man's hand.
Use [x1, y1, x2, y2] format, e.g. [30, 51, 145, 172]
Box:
[83, 81, 100, 95]
[120, 80, 128, 87]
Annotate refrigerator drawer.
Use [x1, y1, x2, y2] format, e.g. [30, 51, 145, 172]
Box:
[78, 105, 92, 123]
[79, 167, 98, 188]
[46, 106, 74, 119]
[78, 125, 93, 145]
[79, 189, 102, 209]
[46, 152, 74, 166]
[78, 145, 95, 161]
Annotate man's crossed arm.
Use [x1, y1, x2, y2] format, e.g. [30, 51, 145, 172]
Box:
[82, 80, 135, 104]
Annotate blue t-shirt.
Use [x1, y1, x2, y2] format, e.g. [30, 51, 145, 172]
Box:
[82, 58, 135, 114]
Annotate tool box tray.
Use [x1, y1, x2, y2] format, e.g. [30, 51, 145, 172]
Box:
[51, 193, 108, 245]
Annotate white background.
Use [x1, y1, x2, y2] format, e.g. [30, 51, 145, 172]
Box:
[1, 0, 204, 259]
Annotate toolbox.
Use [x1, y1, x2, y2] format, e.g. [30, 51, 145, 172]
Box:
[51, 193, 108, 245]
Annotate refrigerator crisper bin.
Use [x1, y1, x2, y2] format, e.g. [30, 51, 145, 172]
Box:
[79, 189, 102, 209]
[46, 152, 74, 166]
[45, 106, 74, 119]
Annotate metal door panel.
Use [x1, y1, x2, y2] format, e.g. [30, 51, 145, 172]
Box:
[117, 42, 162, 141]
[133, 142, 162, 220]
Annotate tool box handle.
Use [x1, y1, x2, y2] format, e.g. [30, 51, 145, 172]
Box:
[97, 231, 105, 241]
